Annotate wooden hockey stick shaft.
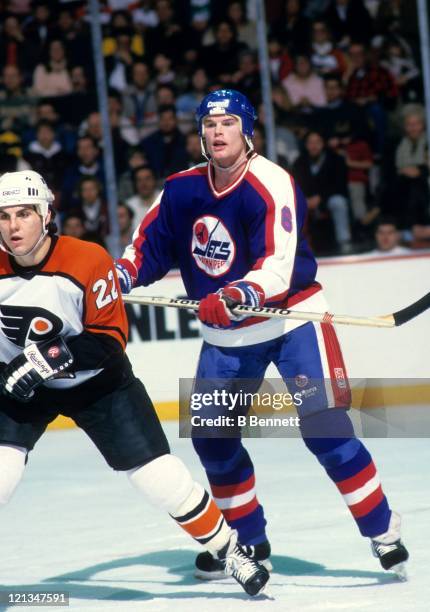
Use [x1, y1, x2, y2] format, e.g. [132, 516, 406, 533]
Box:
[123, 291, 430, 329]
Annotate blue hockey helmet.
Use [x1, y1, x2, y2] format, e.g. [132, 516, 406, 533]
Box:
[196, 89, 257, 159]
[196, 89, 257, 138]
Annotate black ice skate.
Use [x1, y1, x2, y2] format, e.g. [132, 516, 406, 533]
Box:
[216, 532, 270, 596]
[195, 538, 272, 580]
[371, 511, 409, 581]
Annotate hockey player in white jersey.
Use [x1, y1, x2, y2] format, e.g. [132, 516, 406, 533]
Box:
[0, 169, 269, 597]
[116, 89, 409, 581]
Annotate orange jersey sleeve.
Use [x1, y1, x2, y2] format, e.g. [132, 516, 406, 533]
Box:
[44, 237, 129, 349]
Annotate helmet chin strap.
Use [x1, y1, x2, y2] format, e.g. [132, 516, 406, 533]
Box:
[0, 224, 49, 258]
[201, 134, 254, 172]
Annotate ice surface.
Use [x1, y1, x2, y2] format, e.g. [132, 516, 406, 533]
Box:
[0, 423, 428, 611]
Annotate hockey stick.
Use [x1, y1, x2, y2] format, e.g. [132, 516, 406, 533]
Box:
[123, 291, 430, 329]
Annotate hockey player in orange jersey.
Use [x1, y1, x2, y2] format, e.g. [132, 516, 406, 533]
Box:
[0, 170, 269, 597]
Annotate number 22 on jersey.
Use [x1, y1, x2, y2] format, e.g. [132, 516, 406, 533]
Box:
[92, 269, 119, 310]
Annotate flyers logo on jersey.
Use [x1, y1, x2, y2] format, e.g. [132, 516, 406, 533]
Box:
[191, 215, 235, 277]
[0, 305, 63, 347]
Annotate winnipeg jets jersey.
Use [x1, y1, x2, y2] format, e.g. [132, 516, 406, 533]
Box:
[123, 153, 328, 347]
[0, 236, 128, 388]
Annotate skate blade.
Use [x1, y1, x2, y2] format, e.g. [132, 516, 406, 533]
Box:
[194, 569, 229, 581]
[254, 584, 275, 600]
[392, 562, 408, 582]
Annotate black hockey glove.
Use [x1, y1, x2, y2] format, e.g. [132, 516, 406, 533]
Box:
[0, 337, 74, 403]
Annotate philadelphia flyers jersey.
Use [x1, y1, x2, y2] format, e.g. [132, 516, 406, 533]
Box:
[0, 235, 128, 389]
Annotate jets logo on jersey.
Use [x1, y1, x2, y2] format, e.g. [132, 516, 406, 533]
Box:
[0, 305, 63, 347]
[191, 215, 235, 277]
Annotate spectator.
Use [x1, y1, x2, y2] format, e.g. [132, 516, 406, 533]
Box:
[126, 165, 160, 229]
[108, 89, 139, 147]
[62, 210, 106, 247]
[330, 123, 377, 230]
[155, 84, 177, 108]
[268, 36, 294, 83]
[313, 76, 369, 144]
[323, 0, 373, 46]
[75, 176, 108, 240]
[145, 0, 189, 62]
[117, 203, 135, 248]
[293, 130, 353, 254]
[185, 131, 204, 167]
[32, 39, 73, 98]
[257, 103, 300, 167]
[80, 110, 129, 174]
[117, 148, 149, 201]
[122, 61, 158, 139]
[0, 65, 35, 132]
[231, 50, 261, 107]
[153, 52, 176, 85]
[53, 65, 98, 127]
[61, 212, 87, 239]
[282, 54, 327, 112]
[52, 7, 92, 67]
[104, 26, 141, 92]
[271, 0, 310, 55]
[25, 119, 68, 194]
[140, 104, 188, 178]
[310, 20, 347, 77]
[369, 217, 410, 255]
[380, 39, 420, 103]
[201, 20, 248, 84]
[22, 0, 55, 64]
[226, 1, 257, 50]
[376, 0, 418, 45]
[0, 130, 31, 174]
[392, 105, 429, 232]
[22, 100, 77, 155]
[61, 136, 104, 210]
[0, 15, 36, 77]
[176, 68, 208, 127]
[345, 42, 398, 154]
[131, 1, 159, 29]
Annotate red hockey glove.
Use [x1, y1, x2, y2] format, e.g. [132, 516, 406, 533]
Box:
[198, 281, 265, 328]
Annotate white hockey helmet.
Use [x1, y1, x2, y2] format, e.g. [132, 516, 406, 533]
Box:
[0, 170, 55, 227]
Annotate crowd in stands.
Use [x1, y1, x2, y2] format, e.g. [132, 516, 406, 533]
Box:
[0, 0, 428, 256]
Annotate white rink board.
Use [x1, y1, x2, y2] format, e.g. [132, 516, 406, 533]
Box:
[125, 253, 430, 402]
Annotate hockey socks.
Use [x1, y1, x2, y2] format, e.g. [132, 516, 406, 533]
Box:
[171, 482, 232, 553]
[128, 454, 231, 553]
[193, 438, 268, 545]
[301, 410, 391, 537]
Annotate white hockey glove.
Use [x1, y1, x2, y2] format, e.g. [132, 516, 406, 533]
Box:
[0, 337, 74, 403]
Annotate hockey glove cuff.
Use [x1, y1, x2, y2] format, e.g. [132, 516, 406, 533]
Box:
[0, 337, 74, 403]
[198, 282, 265, 327]
[115, 259, 137, 294]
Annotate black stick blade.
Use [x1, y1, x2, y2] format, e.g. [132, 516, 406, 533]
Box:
[393, 292, 430, 326]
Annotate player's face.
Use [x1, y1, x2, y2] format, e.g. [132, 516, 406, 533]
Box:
[203, 115, 246, 167]
[0, 205, 47, 259]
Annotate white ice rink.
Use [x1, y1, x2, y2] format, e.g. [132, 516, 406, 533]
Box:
[0, 422, 429, 612]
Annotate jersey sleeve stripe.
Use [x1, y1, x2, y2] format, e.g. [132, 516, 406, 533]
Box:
[244, 172, 276, 270]
[85, 324, 127, 348]
[127, 201, 161, 271]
